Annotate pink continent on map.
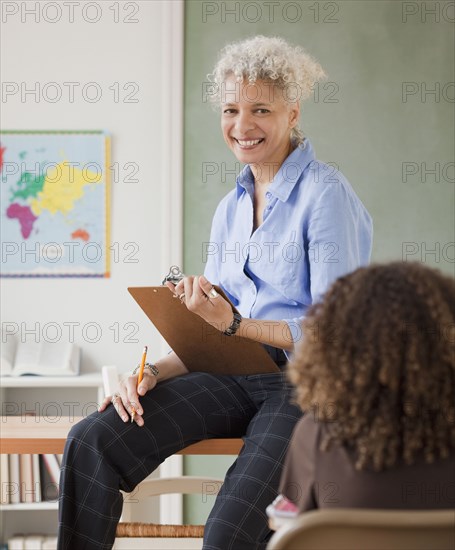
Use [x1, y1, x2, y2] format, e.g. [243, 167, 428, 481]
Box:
[6, 203, 38, 239]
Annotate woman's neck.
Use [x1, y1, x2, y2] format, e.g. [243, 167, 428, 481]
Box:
[250, 141, 295, 187]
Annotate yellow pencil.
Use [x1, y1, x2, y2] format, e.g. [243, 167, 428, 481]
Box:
[131, 345, 147, 423]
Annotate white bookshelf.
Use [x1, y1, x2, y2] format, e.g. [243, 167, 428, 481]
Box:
[0, 373, 105, 544]
[0, 372, 104, 401]
[1, 502, 58, 511]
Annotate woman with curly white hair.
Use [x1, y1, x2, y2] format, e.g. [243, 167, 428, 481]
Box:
[58, 36, 372, 550]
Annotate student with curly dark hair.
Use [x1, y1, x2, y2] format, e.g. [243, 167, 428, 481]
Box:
[272, 261, 454, 515]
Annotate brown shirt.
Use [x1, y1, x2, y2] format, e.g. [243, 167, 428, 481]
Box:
[279, 415, 455, 512]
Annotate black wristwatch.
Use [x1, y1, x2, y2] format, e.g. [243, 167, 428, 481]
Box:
[223, 312, 242, 336]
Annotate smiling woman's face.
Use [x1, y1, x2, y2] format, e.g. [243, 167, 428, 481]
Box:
[220, 75, 300, 171]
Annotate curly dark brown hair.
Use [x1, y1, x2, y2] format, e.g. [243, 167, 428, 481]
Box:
[288, 261, 455, 472]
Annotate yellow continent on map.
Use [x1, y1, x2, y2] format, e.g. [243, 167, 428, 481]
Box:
[30, 161, 102, 216]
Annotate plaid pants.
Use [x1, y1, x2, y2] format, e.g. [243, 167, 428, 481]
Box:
[57, 370, 302, 549]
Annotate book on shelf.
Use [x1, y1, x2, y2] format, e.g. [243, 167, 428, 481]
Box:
[19, 454, 34, 503]
[0, 454, 9, 504]
[7, 536, 57, 550]
[6, 537, 23, 550]
[0, 336, 80, 376]
[40, 455, 60, 502]
[32, 454, 42, 503]
[42, 538, 58, 550]
[24, 535, 44, 549]
[8, 454, 20, 504]
[1, 454, 62, 505]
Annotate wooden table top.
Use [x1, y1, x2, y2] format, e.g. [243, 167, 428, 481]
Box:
[0, 416, 243, 455]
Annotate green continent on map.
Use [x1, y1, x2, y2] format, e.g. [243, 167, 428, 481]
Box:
[30, 161, 101, 216]
[11, 171, 46, 200]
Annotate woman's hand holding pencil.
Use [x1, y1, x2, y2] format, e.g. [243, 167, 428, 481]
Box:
[98, 345, 159, 427]
[99, 351, 188, 425]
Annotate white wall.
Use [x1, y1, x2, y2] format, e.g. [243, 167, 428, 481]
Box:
[1, 1, 184, 536]
[1, 0, 183, 375]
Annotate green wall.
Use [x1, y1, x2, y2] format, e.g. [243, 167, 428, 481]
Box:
[183, 0, 454, 523]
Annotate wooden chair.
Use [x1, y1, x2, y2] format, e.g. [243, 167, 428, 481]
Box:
[266, 508, 455, 550]
[114, 476, 222, 549]
[113, 440, 242, 549]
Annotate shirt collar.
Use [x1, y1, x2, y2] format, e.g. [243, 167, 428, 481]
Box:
[236, 164, 255, 198]
[235, 138, 315, 201]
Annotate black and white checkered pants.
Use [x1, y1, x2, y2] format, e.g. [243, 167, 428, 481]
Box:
[57, 370, 302, 549]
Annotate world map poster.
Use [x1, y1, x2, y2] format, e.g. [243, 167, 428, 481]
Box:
[0, 131, 110, 277]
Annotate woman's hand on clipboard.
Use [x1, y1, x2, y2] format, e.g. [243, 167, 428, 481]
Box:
[165, 275, 235, 333]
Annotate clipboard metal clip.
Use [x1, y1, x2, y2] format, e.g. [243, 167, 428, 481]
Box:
[162, 265, 186, 285]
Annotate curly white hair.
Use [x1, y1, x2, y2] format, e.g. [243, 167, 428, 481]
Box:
[207, 35, 327, 145]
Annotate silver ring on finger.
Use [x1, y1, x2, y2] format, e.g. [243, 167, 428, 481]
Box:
[208, 287, 219, 299]
[111, 392, 121, 405]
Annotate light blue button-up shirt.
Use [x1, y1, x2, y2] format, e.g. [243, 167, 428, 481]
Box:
[203, 139, 373, 345]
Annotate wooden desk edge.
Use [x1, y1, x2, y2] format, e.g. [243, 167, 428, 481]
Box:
[1, 439, 244, 455]
[177, 439, 243, 455]
[0, 437, 243, 455]
[1, 417, 243, 455]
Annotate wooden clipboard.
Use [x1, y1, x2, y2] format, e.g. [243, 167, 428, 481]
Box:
[128, 286, 280, 375]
